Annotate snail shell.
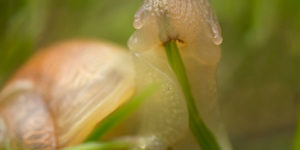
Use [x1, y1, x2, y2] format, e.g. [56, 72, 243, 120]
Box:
[0, 40, 135, 149]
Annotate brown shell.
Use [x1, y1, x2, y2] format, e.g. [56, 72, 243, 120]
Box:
[0, 40, 135, 149]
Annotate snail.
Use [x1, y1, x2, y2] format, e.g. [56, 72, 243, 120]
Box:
[0, 0, 231, 150]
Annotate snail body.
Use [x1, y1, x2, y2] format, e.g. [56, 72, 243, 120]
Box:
[128, 0, 231, 150]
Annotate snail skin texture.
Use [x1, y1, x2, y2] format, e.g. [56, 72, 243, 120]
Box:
[126, 0, 231, 150]
[0, 40, 135, 149]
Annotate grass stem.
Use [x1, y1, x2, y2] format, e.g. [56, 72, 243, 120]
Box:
[164, 40, 220, 150]
[63, 141, 132, 150]
[293, 105, 300, 150]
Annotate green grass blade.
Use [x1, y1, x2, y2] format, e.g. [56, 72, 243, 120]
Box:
[293, 106, 300, 150]
[164, 40, 221, 150]
[63, 141, 132, 150]
[84, 84, 158, 142]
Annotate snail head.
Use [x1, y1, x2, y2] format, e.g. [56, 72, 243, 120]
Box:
[129, 0, 223, 65]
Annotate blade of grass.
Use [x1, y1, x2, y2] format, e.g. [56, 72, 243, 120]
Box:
[293, 105, 300, 150]
[164, 40, 220, 150]
[84, 84, 158, 142]
[63, 141, 132, 150]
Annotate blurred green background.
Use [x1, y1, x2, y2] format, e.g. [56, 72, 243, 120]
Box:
[0, 0, 299, 150]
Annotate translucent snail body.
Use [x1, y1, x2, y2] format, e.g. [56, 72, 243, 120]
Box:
[128, 0, 231, 149]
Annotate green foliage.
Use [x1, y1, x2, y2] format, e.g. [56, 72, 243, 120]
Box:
[63, 141, 133, 150]
[0, 0, 50, 85]
[294, 108, 300, 150]
[212, 0, 300, 149]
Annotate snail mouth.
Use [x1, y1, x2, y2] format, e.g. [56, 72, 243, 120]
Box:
[175, 39, 185, 44]
[162, 38, 185, 46]
[161, 38, 187, 53]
